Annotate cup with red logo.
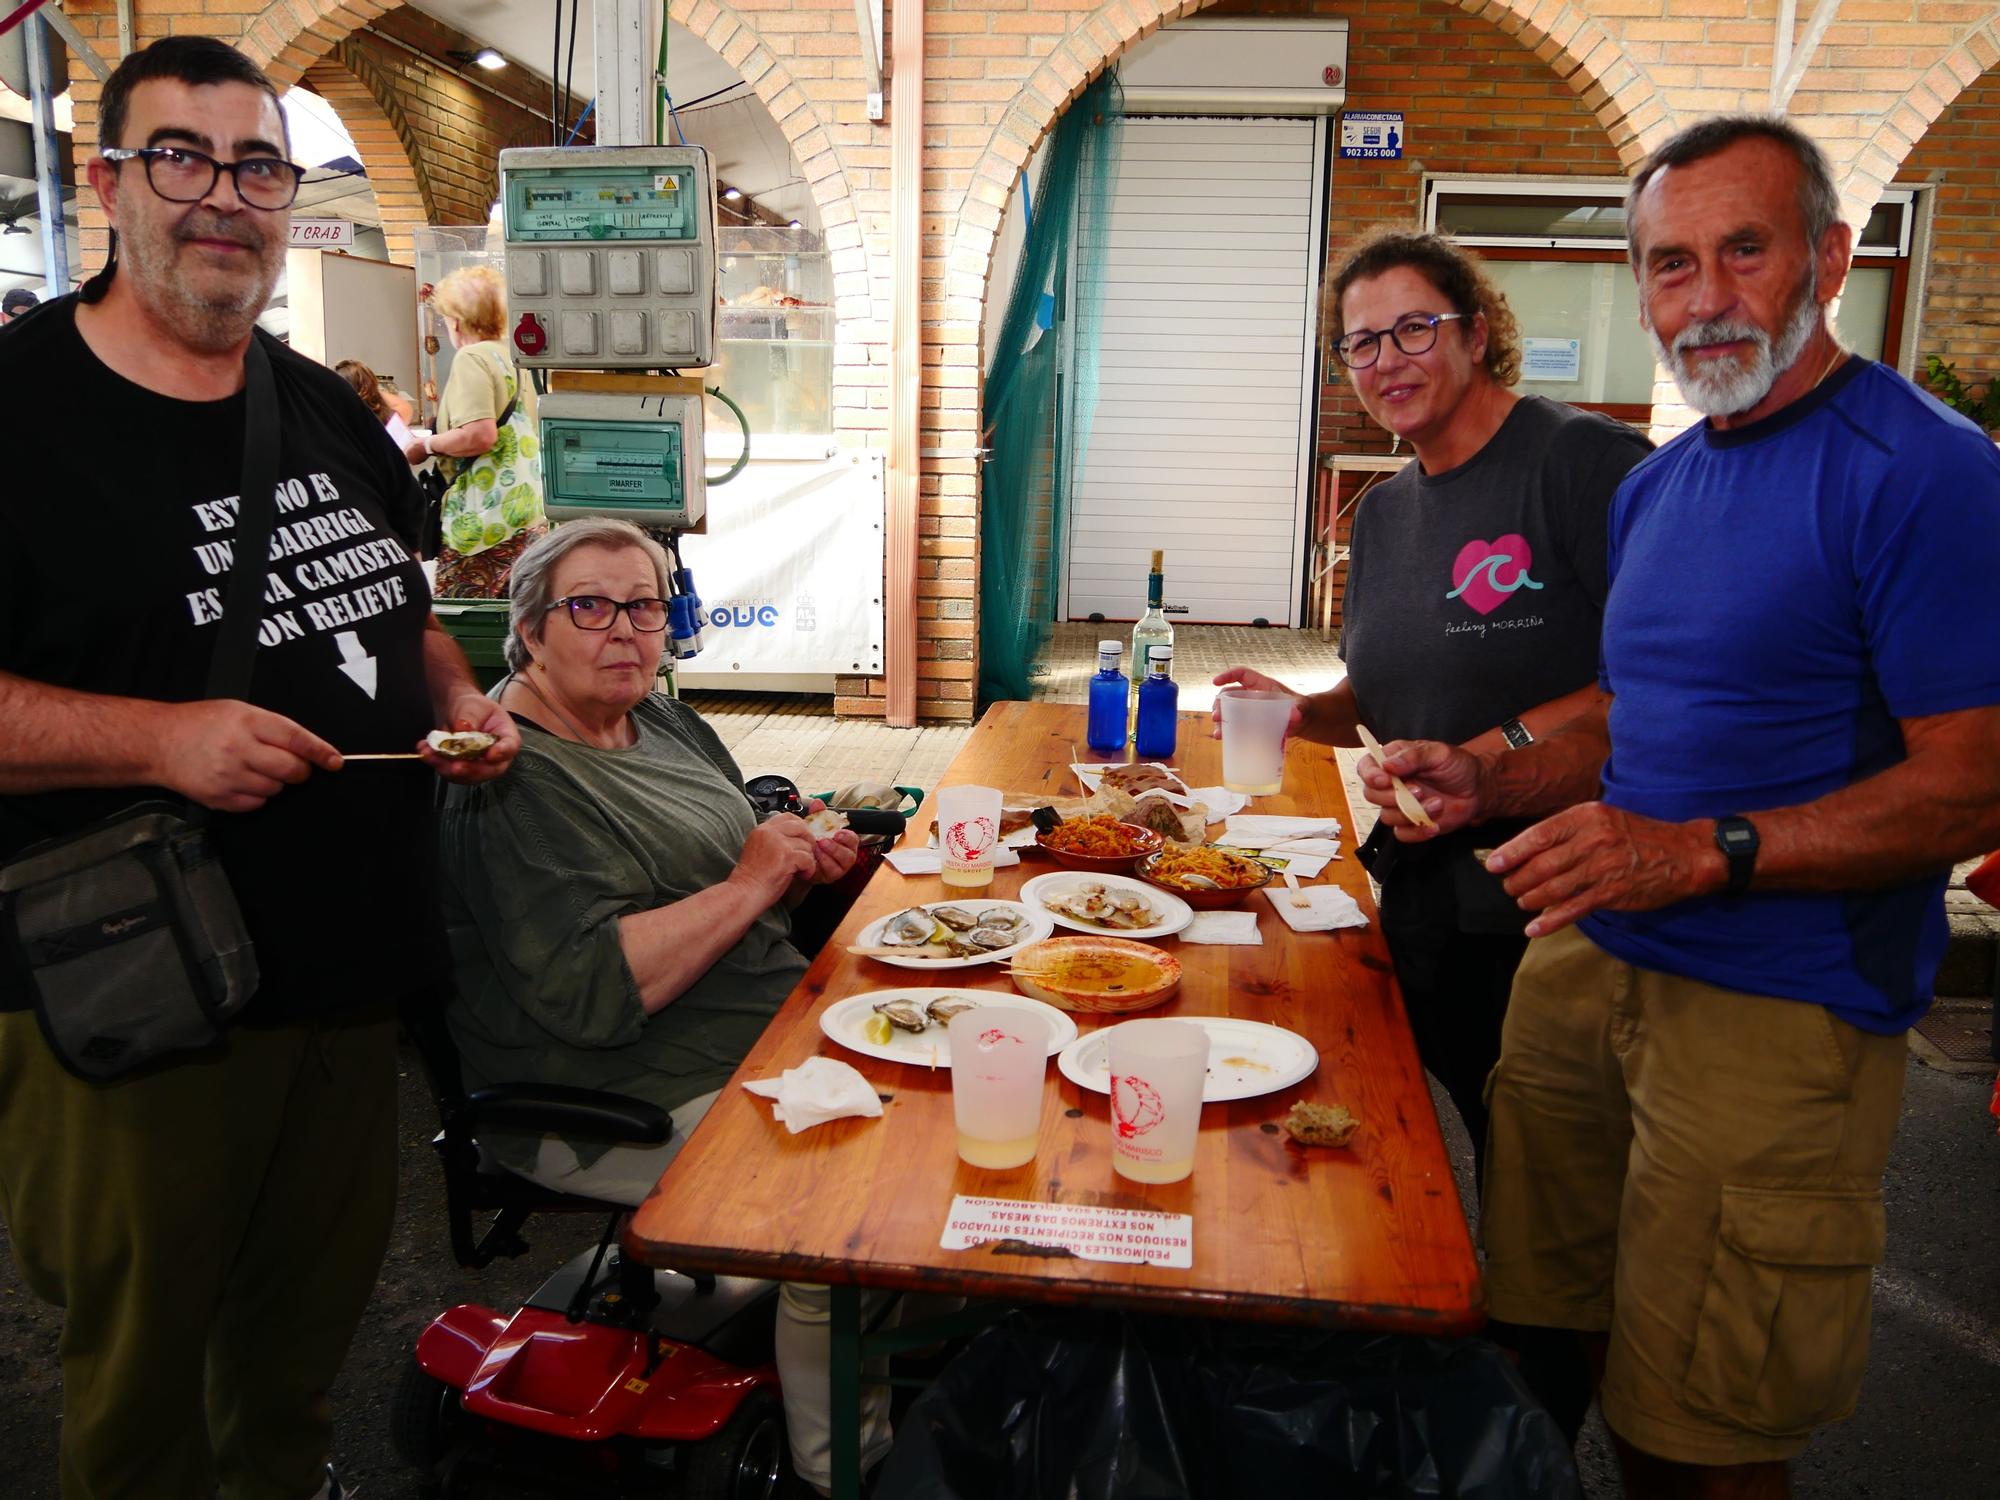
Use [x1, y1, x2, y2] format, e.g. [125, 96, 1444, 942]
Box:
[948, 1008, 1048, 1169]
[1107, 1019, 1208, 1184]
[936, 784, 1003, 891]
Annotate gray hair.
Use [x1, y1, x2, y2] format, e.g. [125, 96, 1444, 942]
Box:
[1626, 115, 1844, 271]
[503, 519, 672, 672]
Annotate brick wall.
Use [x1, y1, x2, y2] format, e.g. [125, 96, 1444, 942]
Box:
[1902, 68, 2000, 383]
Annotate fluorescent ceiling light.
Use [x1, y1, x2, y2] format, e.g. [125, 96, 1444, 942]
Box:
[473, 48, 505, 70]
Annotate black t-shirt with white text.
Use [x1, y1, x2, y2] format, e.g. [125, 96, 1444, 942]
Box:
[0, 298, 448, 1020]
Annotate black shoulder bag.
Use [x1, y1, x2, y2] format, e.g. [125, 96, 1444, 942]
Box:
[0, 338, 281, 1081]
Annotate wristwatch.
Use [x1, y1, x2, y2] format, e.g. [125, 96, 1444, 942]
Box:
[1713, 815, 1759, 897]
[1500, 717, 1534, 750]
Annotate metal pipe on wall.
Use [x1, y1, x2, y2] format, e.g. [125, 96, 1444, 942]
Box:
[884, 0, 922, 725]
[24, 13, 68, 291]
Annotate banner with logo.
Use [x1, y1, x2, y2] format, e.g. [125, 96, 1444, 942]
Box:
[674, 448, 885, 684]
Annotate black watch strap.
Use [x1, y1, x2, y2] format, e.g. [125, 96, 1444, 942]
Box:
[1500, 717, 1534, 750]
[1713, 815, 1759, 897]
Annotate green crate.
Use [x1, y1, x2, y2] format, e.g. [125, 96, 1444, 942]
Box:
[430, 600, 513, 691]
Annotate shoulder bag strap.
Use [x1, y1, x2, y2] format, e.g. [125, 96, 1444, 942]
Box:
[203, 334, 282, 702]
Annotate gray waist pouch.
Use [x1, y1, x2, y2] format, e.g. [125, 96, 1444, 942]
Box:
[0, 802, 258, 1082]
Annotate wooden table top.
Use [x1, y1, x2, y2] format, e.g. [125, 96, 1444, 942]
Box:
[627, 701, 1483, 1335]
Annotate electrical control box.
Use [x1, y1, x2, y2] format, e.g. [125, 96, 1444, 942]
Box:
[539, 389, 707, 528]
[498, 145, 719, 371]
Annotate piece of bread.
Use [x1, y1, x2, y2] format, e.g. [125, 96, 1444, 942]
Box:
[1283, 1100, 1359, 1148]
[804, 807, 849, 838]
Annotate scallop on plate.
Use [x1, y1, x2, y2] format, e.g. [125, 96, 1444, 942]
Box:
[849, 900, 1055, 969]
[1018, 871, 1193, 941]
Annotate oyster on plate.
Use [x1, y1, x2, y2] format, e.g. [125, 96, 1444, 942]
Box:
[871, 999, 932, 1033]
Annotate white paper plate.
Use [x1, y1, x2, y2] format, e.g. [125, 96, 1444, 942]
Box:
[1057, 1017, 1318, 1103]
[1018, 872, 1194, 941]
[853, 900, 1055, 970]
[820, 989, 1077, 1066]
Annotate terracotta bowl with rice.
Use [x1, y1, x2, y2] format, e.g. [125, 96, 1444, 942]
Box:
[1035, 814, 1165, 873]
[1136, 846, 1273, 909]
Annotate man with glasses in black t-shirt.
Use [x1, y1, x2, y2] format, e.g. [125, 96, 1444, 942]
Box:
[0, 37, 519, 1500]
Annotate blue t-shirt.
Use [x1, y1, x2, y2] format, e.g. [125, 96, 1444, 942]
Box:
[1581, 359, 2000, 1033]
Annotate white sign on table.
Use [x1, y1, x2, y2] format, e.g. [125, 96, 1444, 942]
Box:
[1522, 336, 1583, 382]
[1339, 112, 1404, 159]
[288, 218, 355, 249]
[942, 1194, 1194, 1269]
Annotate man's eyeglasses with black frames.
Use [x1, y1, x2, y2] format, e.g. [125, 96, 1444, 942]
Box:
[546, 596, 671, 633]
[100, 146, 307, 211]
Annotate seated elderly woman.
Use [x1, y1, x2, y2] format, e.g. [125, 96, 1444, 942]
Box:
[438, 518, 884, 1493]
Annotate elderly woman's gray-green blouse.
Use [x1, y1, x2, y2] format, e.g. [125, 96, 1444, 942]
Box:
[439, 695, 805, 1163]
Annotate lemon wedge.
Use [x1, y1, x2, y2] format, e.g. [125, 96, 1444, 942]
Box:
[862, 1013, 895, 1047]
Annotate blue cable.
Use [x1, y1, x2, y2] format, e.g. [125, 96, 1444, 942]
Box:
[563, 98, 595, 146]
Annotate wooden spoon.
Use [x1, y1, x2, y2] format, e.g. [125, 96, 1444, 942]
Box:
[1355, 724, 1437, 831]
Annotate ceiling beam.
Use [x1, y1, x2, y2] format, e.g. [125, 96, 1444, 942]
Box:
[1772, 0, 1841, 112]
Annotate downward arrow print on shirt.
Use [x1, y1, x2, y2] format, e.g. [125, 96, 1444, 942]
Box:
[335, 631, 378, 700]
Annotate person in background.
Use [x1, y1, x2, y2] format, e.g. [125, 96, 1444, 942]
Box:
[0, 36, 517, 1500]
[438, 518, 898, 1495]
[1216, 230, 1650, 1179]
[406, 264, 545, 596]
[335, 356, 415, 453]
[1363, 116, 2000, 1498]
[1, 286, 39, 323]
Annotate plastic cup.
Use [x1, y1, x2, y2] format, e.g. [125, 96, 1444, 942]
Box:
[936, 784, 1002, 890]
[1219, 689, 1292, 795]
[949, 1008, 1048, 1169]
[1107, 1019, 1209, 1184]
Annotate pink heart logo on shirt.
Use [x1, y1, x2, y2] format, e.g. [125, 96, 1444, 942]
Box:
[1449, 535, 1539, 616]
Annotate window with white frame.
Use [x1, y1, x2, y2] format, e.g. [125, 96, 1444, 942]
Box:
[1422, 178, 1915, 414]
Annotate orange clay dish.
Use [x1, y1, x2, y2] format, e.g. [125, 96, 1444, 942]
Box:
[1041, 814, 1150, 858]
[1145, 845, 1270, 891]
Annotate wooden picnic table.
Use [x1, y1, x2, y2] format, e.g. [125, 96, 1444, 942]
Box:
[627, 700, 1482, 1494]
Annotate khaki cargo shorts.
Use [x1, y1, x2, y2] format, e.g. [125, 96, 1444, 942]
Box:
[1482, 925, 1907, 1466]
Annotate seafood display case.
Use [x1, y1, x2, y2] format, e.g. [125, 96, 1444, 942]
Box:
[712, 226, 833, 437]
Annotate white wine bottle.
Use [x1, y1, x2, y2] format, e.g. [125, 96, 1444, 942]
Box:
[1129, 548, 1173, 733]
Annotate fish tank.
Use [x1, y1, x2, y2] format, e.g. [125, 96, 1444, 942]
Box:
[712, 226, 834, 437]
[411, 224, 505, 426]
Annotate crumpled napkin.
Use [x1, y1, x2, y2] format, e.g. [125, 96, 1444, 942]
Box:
[742, 1057, 885, 1134]
[1180, 910, 1263, 945]
[1260, 884, 1370, 933]
[1183, 786, 1250, 822]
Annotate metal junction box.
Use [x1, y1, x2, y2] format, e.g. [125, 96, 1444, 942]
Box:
[498, 145, 719, 371]
[538, 388, 707, 528]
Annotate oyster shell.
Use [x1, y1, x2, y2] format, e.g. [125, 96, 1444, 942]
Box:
[964, 924, 1018, 950]
[426, 729, 496, 760]
[872, 999, 931, 1032]
[880, 907, 945, 946]
[924, 996, 977, 1023]
[930, 905, 979, 932]
[974, 908, 1028, 938]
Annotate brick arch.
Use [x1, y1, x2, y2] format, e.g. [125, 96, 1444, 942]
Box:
[948, 0, 1670, 284]
[1845, 15, 2000, 216]
[300, 42, 435, 266]
[237, 0, 873, 293]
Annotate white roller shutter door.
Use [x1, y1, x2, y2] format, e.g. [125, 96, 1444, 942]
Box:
[1063, 118, 1326, 624]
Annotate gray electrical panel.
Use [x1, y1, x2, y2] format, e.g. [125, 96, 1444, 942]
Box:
[498, 145, 718, 371]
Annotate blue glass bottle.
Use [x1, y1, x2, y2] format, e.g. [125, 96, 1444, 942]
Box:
[1134, 645, 1179, 761]
[1085, 640, 1128, 755]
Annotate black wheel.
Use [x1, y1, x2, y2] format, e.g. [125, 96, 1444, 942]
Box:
[390, 1354, 466, 1470]
[682, 1388, 789, 1500]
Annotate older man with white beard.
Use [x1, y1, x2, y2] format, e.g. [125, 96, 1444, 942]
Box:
[1357, 116, 2000, 1498]
[0, 36, 517, 1500]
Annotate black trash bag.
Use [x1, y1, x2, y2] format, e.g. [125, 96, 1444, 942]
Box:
[874, 1310, 1581, 1500]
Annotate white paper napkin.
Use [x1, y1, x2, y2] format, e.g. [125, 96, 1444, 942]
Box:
[885, 847, 1023, 876]
[1180, 910, 1263, 945]
[1222, 814, 1344, 844]
[1260, 884, 1370, 933]
[741, 1057, 885, 1134]
[1183, 786, 1249, 822]
[1247, 851, 1334, 879]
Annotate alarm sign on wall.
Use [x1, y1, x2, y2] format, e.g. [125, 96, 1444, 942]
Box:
[1339, 112, 1404, 160]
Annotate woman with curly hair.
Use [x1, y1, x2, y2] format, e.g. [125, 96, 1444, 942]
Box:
[1217, 230, 1652, 1179]
[406, 264, 547, 596]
